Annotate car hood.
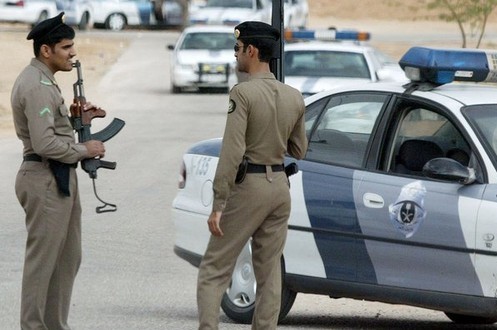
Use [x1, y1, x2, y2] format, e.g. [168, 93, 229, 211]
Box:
[190, 7, 262, 24]
[285, 76, 372, 96]
[175, 49, 236, 65]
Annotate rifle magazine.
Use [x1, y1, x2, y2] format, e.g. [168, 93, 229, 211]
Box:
[91, 118, 125, 142]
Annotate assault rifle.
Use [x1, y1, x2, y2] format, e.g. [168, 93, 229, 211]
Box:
[70, 60, 126, 213]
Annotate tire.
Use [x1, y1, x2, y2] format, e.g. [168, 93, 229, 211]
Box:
[32, 11, 49, 27]
[220, 241, 297, 324]
[105, 13, 126, 31]
[171, 84, 181, 94]
[78, 12, 90, 31]
[444, 312, 497, 324]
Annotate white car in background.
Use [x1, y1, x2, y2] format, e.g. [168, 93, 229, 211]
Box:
[167, 25, 237, 93]
[281, 0, 308, 28]
[189, 0, 271, 26]
[0, 0, 60, 26]
[284, 29, 407, 97]
[60, 0, 93, 30]
[91, 0, 183, 30]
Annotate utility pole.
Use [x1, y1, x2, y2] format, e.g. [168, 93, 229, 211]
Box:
[270, 0, 284, 82]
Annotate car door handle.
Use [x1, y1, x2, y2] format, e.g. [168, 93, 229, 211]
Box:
[363, 193, 384, 208]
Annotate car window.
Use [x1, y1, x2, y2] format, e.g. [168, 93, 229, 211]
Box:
[180, 32, 235, 50]
[285, 50, 371, 79]
[304, 95, 329, 139]
[463, 104, 497, 168]
[388, 106, 472, 176]
[305, 93, 387, 167]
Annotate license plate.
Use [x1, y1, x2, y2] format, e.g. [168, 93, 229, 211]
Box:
[200, 74, 226, 83]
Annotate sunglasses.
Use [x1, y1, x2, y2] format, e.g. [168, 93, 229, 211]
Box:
[234, 44, 241, 52]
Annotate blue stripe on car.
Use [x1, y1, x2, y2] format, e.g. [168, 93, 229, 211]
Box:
[300, 161, 376, 283]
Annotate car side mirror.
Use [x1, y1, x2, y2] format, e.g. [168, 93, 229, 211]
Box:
[422, 157, 476, 185]
[167, 44, 175, 51]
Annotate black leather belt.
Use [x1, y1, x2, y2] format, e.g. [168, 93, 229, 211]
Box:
[23, 154, 77, 168]
[246, 163, 284, 173]
[23, 153, 42, 162]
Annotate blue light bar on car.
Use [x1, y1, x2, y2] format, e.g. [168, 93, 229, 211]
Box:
[284, 29, 370, 42]
[399, 47, 497, 85]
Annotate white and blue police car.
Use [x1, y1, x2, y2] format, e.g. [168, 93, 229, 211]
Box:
[284, 28, 408, 98]
[172, 46, 497, 325]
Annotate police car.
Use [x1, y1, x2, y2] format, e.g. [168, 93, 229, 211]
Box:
[284, 29, 408, 97]
[189, 0, 271, 26]
[167, 25, 237, 93]
[172, 47, 497, 324]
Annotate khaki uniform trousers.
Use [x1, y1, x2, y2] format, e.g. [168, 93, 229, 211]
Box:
[197, 171, 290, 330]
[15, 160, 82, 330]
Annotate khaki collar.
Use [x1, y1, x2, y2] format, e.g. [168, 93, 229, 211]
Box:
[248, 72, 276, 81]
[30, 58, 58, 87]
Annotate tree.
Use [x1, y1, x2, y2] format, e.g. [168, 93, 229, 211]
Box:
[427, 0, 497, 48]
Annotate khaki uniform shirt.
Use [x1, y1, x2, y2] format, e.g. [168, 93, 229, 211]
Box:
[11, 58, 87, 163]
[213, 72, 308, 211]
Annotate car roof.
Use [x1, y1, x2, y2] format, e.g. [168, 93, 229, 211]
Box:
[305, 81, 497, 107]
[429, 83, 497, 105]
[284, 41, 373, 53]
[182, 24, 235, 34]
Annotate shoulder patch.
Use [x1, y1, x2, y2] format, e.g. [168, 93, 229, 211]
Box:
[39, 107, 51, 117]
[228, 99, 236, 114]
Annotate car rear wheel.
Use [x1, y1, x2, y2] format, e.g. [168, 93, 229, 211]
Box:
[32, 11, 49, 27]
[220, 241, 297, 324]
[171, 84, 181, 94]
[444, 312, 497, 324]
[78, 12, 90, 30]
[105, 13, 126, 31]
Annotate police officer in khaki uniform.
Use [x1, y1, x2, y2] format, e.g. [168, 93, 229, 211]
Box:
[197, 21, 308, 330]
[11, 12, 105, 330]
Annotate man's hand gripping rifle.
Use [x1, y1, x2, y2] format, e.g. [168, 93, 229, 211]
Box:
[70, 60, 125, 213]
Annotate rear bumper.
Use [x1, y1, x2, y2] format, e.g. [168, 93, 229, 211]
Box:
[172, 207, 210, 259]
[171, 68, 236, 89]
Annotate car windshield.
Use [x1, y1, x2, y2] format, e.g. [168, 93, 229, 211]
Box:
[180, 32, 235, 50]
[206, 0, 253, 9]
[285, 50, 371, 79]
[463, 104, 497, 160]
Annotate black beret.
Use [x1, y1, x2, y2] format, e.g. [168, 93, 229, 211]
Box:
[234, 21, 280, 41]
[27, 12, 75, 42]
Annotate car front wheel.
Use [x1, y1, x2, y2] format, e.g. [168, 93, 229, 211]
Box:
[105, 13, 126, 31]
[220, 241, 297, 324]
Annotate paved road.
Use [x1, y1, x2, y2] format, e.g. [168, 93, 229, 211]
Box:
[1, 30, 495, 330]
